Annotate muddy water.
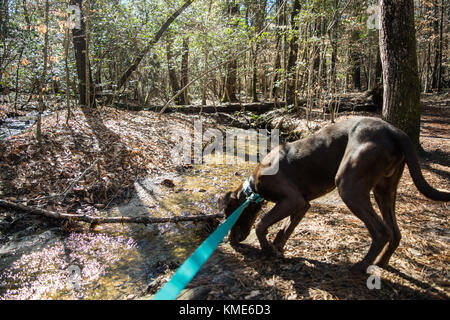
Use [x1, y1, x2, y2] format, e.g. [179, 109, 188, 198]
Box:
[0, 135, 261, 300]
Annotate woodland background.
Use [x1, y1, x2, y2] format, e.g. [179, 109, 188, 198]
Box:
[0, 0, 447, 118]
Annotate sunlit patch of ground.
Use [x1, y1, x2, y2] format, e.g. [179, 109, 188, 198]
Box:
[1, 94, 449, 300]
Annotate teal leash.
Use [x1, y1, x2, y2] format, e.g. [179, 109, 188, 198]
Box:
[153, 182, 262, 300]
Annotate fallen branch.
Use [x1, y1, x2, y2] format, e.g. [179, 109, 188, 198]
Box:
[0, 199, 224, 227]
[150, 101, 285, 114]
[62, 158, 99, 201]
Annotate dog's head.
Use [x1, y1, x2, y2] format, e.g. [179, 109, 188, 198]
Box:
[218, 187, 262, 245]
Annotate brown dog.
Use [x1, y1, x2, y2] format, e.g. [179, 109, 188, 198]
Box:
[219, 117, 449, 273]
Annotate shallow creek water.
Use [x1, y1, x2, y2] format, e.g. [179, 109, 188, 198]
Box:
[0, 136, 261, 299]
[0, 110, 52, 140]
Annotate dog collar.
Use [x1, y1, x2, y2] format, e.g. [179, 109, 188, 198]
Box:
[242, 179, 263, 203]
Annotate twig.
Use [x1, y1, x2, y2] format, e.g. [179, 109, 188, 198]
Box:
[0, 199, 224, 227]
[61, 158, 99, 201]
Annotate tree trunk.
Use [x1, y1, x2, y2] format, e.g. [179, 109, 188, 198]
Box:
[36, 0, 49, 141]
[269, 0, 284, 102]
[249, 0, 266, 103]
[106, 0, 193, 106]
[64, 28, 71, 124]
[380, 0, 421, 149]
[375, 44, 382, 85]
[350, 29, 361, 91]
[71, 0, 95, 107]
[431, 1, 443, 92]
[286, 0, 301, 105]
[202, 49, 208, 105]
[180, 37, 190, 104]
[0, 0, 9, 88]
[0, 0, 7, 42]
[166, 33, 184, 105]
[328, 0, 339, 91]
[251, 44, 259, 102]
[222, 1, 240, 103]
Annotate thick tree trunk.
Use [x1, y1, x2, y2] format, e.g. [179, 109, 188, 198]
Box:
[0, 0, 8, 46]
[249, 0, 266, 103]
[71, 0, 95, 107]
[380, 0, 421, 149]
[166, 33, 184, 105]
[223, 59, 238, 103]
[271, 37, 282, 101]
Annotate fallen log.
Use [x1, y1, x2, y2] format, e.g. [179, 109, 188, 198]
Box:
[114, 95, 380, 115]
[324, 102, 380, 113]
[0, 199, 224, 227]
[147, 101, 287, 114]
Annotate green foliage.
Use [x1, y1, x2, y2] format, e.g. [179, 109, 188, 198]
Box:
[1, 0, 447, 105]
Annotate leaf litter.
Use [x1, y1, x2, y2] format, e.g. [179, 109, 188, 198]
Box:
[0, 93, 449, 300]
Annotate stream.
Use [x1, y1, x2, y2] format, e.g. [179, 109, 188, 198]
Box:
[0, 110, 53, 140]
[0, 131, 259, 300]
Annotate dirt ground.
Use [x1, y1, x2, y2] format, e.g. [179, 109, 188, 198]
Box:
[1, 93, 449, 300]
[152, 93, 450, 300]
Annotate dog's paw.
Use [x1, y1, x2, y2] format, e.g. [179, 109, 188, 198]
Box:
[260, 245, 284, 260]
[349, 262, 368, 275]
[375, 257, 391, 268]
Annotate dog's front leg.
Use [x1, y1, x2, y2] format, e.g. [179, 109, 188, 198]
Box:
[273, 202, 310, 253]
[255, 196, 305, 258]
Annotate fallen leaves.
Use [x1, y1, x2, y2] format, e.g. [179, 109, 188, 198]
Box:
[0, 106, 189, 210]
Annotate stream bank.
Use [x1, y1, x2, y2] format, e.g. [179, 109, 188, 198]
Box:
[0, 93, 449, 300]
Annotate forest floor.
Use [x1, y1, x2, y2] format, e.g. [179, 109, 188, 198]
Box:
[170, 93, 450, 300]
[0, 92, 449, 300]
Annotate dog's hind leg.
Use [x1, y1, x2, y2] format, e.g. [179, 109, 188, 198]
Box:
[339, 188, 392, 273]
[273, 202, 310, 253]
[373, 163, 404, 267]
[336, 145, 393, 273]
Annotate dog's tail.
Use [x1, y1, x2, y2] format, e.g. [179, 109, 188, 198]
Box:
[391, 127, 450, 201]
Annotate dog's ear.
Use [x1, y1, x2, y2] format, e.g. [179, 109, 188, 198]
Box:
[218, 191, 235, 211]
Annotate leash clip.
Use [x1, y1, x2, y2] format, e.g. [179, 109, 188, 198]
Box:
[242, 179, 263, 203]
